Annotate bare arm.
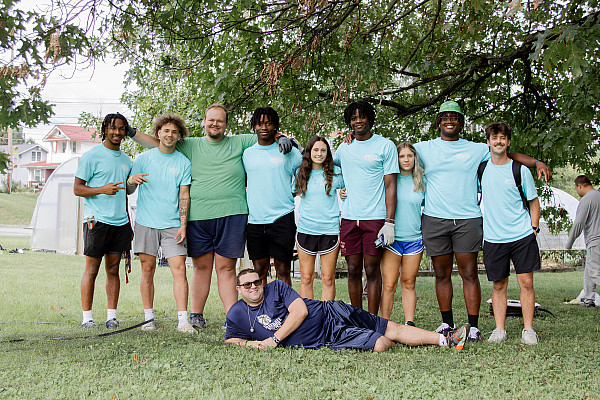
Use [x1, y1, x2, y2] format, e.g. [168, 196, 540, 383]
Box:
[508, 152, 552, 183]
[73, 177, 125, 197]
[175, 185, 190, 244]
[384, 174, 397, 221]
[258, 298, 308, 349]
[130, 130, 159, 149]
[529, 197, 540, 235]
[125, 173, 149, 195]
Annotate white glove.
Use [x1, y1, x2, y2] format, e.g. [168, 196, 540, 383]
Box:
[377, 222, 395, 246]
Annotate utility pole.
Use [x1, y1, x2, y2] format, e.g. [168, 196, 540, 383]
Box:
[7, 126, 12, 194]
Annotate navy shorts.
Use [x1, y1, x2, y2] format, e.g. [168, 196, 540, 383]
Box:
[83, 221, 132, 258]
[483, 233, 541, 282]
[186, 214, 247, 258]
[246, 212, 296, 262]
[322, 301, 388, 351]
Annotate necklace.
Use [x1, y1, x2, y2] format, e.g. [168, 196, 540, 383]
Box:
[247, 302, 263, 333]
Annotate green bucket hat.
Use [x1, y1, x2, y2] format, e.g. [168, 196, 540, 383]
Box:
[437, 101, 463, 116]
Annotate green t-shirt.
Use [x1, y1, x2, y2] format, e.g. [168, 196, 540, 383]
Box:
[176, 134, 257, 221]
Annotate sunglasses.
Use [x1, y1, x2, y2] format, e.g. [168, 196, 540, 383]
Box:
[239, 279, 263, 289]
[441, 116, 459, 122]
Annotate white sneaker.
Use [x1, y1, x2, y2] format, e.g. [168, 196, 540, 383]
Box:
[467, 326, 482, 341]
[487, 328, 507, 343]
[141, 321, 156, 331]
[522, 329, 538, 345]
[435, 322, 456, 334]
[177, 322, 198, 334]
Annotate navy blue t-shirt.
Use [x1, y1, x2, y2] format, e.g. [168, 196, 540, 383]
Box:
[225, 280, 326, 348]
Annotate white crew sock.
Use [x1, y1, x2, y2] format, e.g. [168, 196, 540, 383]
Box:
[107, 309, 117, 322]
[177, 311, 188, 327]
[144, 308, 155, 322]
[439, 334, 447, 347]
[82, 310, 93, 323]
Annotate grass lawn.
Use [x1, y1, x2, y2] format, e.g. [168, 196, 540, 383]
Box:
[0, 192, 39, 226]
[0, 236, 598, 399]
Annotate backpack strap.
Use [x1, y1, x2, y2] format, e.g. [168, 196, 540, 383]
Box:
[477, 160, 488, 206]
[511, 160, 530, 212]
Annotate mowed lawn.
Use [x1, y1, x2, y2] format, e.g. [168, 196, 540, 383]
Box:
[0, 192, 39, 226]
[0, 236, 598, 399]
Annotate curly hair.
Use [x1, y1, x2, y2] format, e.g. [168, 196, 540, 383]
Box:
[294, 136, 335, 197]
[250, 107, 280, 132]
[100, 113, 129, 141]
[343, 101, 376, 130]
[397, 142, 425, 193]
[151, 113, 188, 140]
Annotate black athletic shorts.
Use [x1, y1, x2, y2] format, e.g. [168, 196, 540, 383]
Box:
[483, 233, 541, 282]
[246, 212, 296, 262]
[83, 221, 132, 258]
[295, 232, 339, 256]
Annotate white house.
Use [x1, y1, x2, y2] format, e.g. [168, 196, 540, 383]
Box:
[0, 143, 50, 188]
[42, 125, 100, 164]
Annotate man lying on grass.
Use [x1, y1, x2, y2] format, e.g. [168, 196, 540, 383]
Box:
[225, 269, 469, 352]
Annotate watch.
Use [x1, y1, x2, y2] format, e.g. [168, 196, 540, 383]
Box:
[271, 334, 280, 345]
[532, 226, 540, 233]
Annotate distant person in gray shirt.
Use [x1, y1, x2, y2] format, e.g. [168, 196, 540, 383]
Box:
[566, 175, 600, 307]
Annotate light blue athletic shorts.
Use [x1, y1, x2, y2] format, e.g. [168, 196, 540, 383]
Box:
[384, 239, 424, 256]
[133, 222, 187, 259]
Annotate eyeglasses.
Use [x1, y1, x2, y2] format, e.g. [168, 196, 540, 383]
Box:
[239, 279, 263, 289]
[441, 116, 460, 122]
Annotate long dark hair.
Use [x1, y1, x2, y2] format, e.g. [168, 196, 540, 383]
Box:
[100, 113, 129, 140]
[295, 136, 335, 197]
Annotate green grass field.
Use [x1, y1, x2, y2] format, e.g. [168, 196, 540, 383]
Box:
[0, 192, 39, 226]
[0, 236, 598, 399]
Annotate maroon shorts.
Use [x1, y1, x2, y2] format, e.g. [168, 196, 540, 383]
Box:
[339, 219, 384, 257]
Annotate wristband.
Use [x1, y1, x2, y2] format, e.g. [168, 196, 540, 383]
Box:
[127, 176, 134, 185]
[532, 226, 540, 233]
[272, 335, 280, 345]
[534, 159, 539, 168]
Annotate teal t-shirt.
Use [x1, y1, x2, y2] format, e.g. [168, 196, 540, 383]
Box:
[333, 134, 399, 220]
[296, 166, 345, 235]
[176, 134, 257, 221]
[394, 174, 425, 242]
[75, 143, 132, 226]
[414, 138, 490, 219]
[481, 160, 537, 243]
[131, 148, 192, 229]
[243, 142, 302, 224]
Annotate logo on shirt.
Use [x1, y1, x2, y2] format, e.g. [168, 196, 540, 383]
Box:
[270, 157, 284, 165]
[257, 314, 283, 331]
[168, 167, 181, 176]
[121, 164, 129, 172]
[505, 178, 515, 186]
[455, 153, 471, 161]
[364, 154, 378, 162]
[227, 146, 235, 152]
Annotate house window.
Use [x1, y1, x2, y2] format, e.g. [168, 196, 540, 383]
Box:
[62, 142, 67, 153]
[34, 169, 41, 182]
[72, 141, 77, 153]
[31, 151, 41, 162]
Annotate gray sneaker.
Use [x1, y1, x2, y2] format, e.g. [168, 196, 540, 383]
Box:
[81, 320, 96, 328]
[105, 318, 119, 329]
[177, 322, 198, 334]
[487, 328, 507, 343]
[189, 313, 207, 329]
[521, 328, 538, 345]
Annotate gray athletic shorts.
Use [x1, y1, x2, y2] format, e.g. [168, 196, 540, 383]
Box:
[421, 215, 483, 257]
[133, 222, 187, 259]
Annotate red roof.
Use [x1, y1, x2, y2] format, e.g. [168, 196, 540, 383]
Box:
[52, 125, 100, 142]
[21, 161, 62, 168]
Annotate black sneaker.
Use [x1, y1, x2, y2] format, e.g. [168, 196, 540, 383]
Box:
[190, 313, 207, 329]
[583, 299, 596, 308]
[105, 318, 119, 329]
[405, 321, 416, 327]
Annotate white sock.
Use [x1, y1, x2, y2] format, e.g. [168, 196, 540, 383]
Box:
[439, 334, 447, 347]
[107, 309, 117, 322]
[178, 311, 188, 327]
[82, 310, 93, 323]
[144, 308, 154, 322]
